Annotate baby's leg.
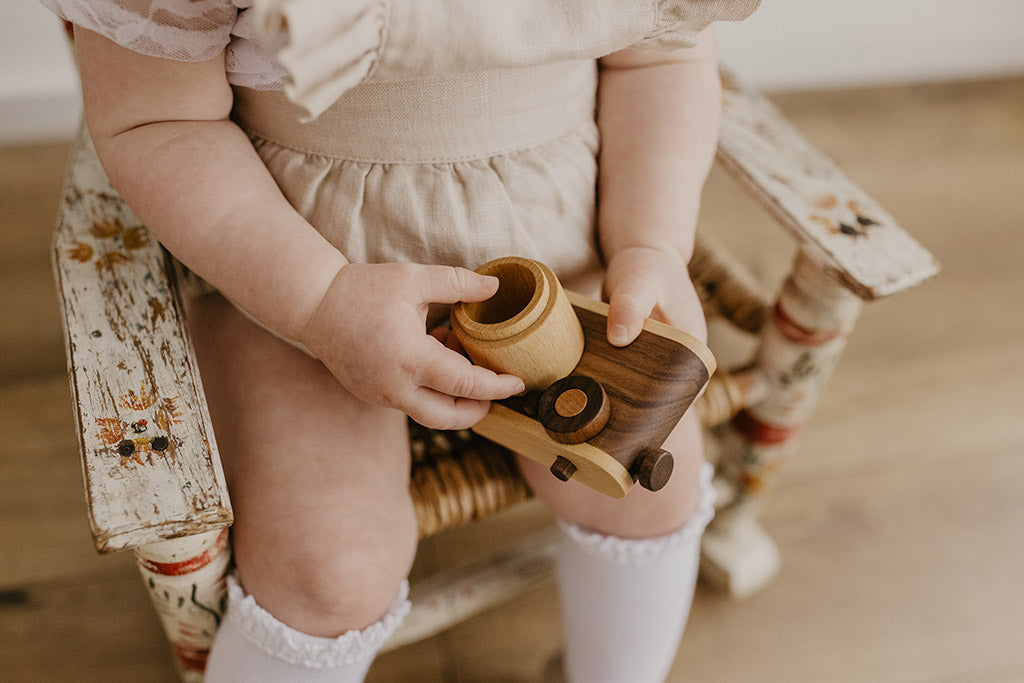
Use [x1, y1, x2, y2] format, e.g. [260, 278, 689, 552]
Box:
[519, 412, 712, 683]
[185, 294, 417, 681]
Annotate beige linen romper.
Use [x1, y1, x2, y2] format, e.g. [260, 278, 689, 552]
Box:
[229, 0, 761, 290]
[42, 0, 760, 297]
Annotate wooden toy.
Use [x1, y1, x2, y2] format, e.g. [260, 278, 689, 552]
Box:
[452, 257, 716, 498]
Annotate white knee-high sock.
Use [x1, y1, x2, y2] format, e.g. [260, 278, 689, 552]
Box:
[556, 464, 715, 683]
[204, 574, 410, 683]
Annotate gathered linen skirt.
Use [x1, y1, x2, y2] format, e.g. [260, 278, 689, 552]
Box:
[228, 59, 604, 288]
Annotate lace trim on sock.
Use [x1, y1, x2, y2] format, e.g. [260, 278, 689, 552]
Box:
[225, 573, 411, 668]
[557, 462, 716, 568]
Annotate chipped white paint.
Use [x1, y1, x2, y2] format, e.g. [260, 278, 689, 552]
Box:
[718, 70, 939, 300]
[52, 124, 231, 553]
[701, 250, 865, 598]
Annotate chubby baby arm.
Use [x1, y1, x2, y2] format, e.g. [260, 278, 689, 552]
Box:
[596, 30, 721, 346]
[75, 28, 523, 429]
[75, 27, 341, 341]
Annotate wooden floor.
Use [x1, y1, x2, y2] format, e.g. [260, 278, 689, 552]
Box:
[2, 76, 1022, 682]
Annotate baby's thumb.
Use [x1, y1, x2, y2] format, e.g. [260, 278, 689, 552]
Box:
[423, 265, 499, 304]
[606, 279, 656, 347]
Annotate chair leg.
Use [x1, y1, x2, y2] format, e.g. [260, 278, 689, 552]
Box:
[134, 529, 232, 682]
[384, 526, 560, 652]
[702, 248, 863, 598]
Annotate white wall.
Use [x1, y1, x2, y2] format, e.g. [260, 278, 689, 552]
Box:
[3, 0, 1024, 144]
[1, 1, 81, 144]
[716, 0, 1024, 90]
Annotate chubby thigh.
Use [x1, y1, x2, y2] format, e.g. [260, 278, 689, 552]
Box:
[186, 293, 418, 638]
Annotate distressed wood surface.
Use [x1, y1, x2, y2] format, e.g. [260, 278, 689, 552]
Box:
[718, 70, 939, 300]
[52, 125, 232, 553]
[135, 530, 231, 680]
[703, 249, 865, 598]
[723, 250, 863, 499]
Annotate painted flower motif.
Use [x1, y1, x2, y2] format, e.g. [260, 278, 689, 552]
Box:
[89, 219, 124, 239]
[122, 226, 150, 250]
[155, 397, 183, 432]
[68, 241, 94, 263]
[74, 216, 152, 271]
[94, 251, 132, 273]
[97, 417, 126, 446]
[812, 194, 839, 211]
[121, 383, 158, 410]
[96, 388, 182, 466]
[809, 196, 882, 238]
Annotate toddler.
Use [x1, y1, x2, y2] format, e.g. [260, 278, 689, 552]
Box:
[43, 1, 760, 680]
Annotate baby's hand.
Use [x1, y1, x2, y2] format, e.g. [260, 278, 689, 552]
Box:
[603, 245, 707, 346]
[300, 263, 525, 429]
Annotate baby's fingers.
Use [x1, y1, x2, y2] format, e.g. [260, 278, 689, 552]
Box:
[419, 340, 524, 400]
[406, 388, 493, 431]
[419, 265, 499, 305]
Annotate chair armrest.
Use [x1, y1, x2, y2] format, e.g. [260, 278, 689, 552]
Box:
[52, 123, 232, 553]
[717, 70, 939, 300]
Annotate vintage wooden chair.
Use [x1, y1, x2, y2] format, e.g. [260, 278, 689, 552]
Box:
[52, 72, 937, 681]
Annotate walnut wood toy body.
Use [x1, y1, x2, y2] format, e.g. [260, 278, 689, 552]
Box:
[452, 257, 716, 499]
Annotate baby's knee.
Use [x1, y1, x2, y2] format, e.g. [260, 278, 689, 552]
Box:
[241, 512, 418, 637]
[295, 542, 415, 633]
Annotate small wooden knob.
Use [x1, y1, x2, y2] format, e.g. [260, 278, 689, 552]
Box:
[550, 456, 578, 482]
[632, 448, 674, 491]
[537, 375, 611, 444]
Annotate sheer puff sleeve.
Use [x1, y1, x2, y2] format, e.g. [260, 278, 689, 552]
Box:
[631, 0, 762, 51]
[39, 0, 237, 62]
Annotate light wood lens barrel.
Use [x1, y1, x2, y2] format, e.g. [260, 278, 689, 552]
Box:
[452, 257, 584, 391]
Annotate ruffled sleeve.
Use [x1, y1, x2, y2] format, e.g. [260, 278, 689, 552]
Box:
[39, 0, 237, 62]
[252, 0, 762, 120]
[631, 0, 762, 51]
[252, 0, 388, 122]
[252, 0, 654, 120]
